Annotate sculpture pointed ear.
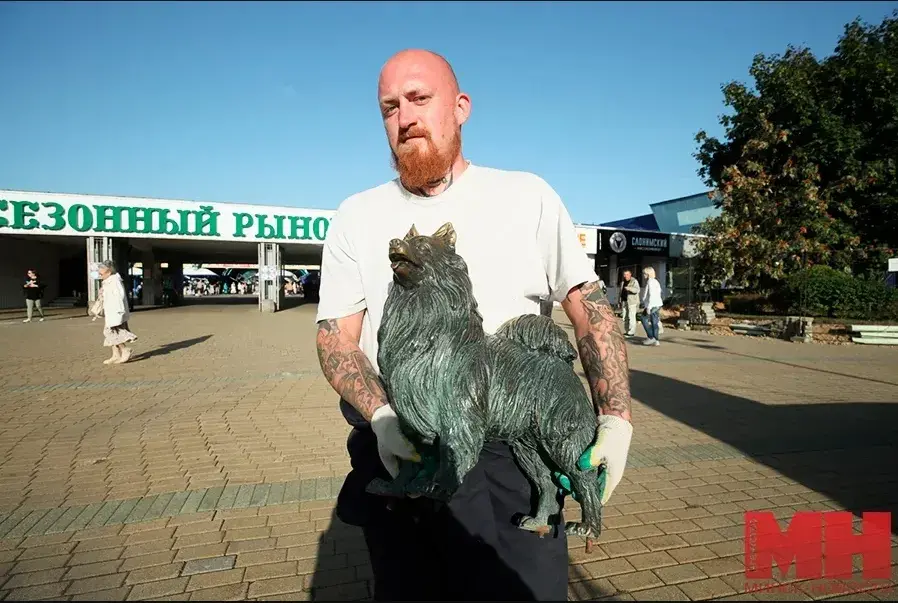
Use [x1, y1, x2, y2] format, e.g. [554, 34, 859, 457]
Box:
[404, 225, 420, 240]
[432, 222, 457, 248]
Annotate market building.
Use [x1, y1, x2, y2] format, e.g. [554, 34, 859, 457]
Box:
[0, 189, 331, 312]
[574, 191, 720, 306]
[0, 188, 604, 312]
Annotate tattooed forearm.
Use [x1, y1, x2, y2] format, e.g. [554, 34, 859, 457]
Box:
[575, 281, 632, 421]
[316, 319, 389, 422]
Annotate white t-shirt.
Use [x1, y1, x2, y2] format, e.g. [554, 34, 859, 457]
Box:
[315, 163, 599, 376]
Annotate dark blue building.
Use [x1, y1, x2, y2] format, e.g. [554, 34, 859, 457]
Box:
[600, 191, 721, 234]
[577, 191, 721, 306]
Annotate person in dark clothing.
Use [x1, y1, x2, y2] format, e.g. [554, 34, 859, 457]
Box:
[337, 421, 569, 601]
[23, 269, 46, 323]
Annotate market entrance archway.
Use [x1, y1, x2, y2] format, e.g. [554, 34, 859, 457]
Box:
[0, 189, 331, 312]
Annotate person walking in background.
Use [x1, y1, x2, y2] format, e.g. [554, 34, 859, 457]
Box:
[620, 269, 640, 337]
[23, 269, 46, 323]
[640, 266, 663, 346]
[98, 260, 138, 364]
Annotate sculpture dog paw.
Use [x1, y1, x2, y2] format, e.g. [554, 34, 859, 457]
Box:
[366, 449, 439, 498]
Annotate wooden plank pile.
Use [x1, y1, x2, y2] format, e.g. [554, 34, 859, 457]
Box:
[849, 325, 898, 345]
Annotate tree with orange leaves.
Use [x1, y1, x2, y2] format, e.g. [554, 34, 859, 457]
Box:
[693, 11, 897, 290]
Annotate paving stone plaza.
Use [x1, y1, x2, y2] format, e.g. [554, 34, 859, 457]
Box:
[0, 301, 896, 601]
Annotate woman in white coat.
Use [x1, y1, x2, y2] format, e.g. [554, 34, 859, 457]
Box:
[97, 260, 138, 364]
[639, 265, 663, 346]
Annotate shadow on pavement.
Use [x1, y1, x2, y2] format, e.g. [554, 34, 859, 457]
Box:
[308, 427, 546, 601]
[177, 295, 259, 306]
[630, 369, 898, 533]
[129, 295, 316, 313]
[0, 310, 85, 323]
[568, 562, 615, 599]
[130, 335, 213, 361]
[665, 339, 898, 388]
[692, 342, 727, 350]
[306, 509, 371, 601]
[129, 296, 259, 312]
[308, 505, 541, 602]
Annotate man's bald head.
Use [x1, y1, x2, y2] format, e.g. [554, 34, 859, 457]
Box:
[379, 49, 460, 96]
[377, 49, 471, 192]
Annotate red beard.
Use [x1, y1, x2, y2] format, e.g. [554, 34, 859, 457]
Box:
[391, 125, 461, 191]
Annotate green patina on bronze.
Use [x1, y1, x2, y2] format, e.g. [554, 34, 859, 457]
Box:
[366, 223, 604, 545]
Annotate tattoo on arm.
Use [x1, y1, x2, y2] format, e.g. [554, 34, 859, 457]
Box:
[316, 319, 389, 422]
[575, 281, 632, 420]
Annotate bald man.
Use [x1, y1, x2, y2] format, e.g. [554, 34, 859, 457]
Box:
[316, 49, 634, 601]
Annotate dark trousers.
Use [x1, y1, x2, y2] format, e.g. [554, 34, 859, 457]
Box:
[336, 427, 569, 601]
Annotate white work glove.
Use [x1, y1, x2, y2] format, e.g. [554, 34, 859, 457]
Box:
[370, 404, 420, 478]
[575, 414, 634, 505]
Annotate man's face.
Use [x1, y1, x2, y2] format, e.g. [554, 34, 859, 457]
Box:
[378, 52, 470, 190]
[623, 271, 631, 281]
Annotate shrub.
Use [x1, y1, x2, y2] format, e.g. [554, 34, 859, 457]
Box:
[779, 266, 898, 320]
[722, 292, 779, 315]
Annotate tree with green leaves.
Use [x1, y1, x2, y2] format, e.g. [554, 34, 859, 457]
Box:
[693, 10, 898, 290]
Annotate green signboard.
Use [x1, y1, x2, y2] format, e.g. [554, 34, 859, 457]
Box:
[0, 191, 333, 244]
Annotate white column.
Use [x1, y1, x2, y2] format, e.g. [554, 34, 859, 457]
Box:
[258, 242, 282, 312]
[85, 236, 130, 310]
[141, 257, 163, 306]
[86, 236, 111, 310]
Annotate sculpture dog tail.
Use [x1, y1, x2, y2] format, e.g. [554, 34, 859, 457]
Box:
[495, 313, 604, 539]
[494, 314, 578, 365]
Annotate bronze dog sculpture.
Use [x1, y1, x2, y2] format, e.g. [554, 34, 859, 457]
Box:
[366, 222, 604, 546]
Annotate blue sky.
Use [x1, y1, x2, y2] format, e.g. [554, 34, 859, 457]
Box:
[1, 1, 896, 225]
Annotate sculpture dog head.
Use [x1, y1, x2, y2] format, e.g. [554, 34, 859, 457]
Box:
[381, 222, 484, 346]
[388, 222, 465, 289]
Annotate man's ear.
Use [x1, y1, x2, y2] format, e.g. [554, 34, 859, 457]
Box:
[455, 92, 472, 127]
